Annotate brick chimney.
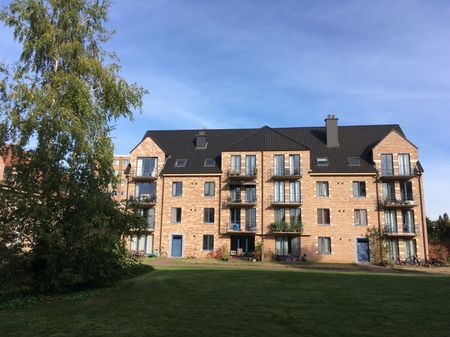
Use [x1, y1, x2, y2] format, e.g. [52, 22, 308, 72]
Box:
[195, 130, 208, 149]
[325, 115, 339, 147]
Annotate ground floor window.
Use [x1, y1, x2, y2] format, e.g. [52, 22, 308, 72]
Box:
[130, 234, 153, 255]
[318, 237, 331, 254]
[203, 235, 214, 251]
[388, 239, 399, 261]
[275, 236, 300, 256]
[404, 239, 417, 258]
[230, 235, 255, 254]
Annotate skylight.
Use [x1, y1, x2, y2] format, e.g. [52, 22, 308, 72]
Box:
[174, 159, 187, 167]
[347, 157, 361, 165]
[316, 157, 329, 166]
[204, 158, 216, 167]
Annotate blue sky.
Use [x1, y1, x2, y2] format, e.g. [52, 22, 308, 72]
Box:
[1, 0, 449, 218]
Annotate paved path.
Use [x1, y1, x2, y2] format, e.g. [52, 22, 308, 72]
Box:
[143, 257, 450, 275]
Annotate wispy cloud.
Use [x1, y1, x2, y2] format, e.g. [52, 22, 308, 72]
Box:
[1, 0, 449, 218]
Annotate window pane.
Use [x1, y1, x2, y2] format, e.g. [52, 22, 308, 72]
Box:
[204, 208, 214, 223]
[381, 154, 393, 176]
[289, 155, 300, 175]
[353, 181, 366, 197]
[318, 237, 331, 254]
[317, 209, 330, 225]
[203, 235, 214, 251]
[317, 181, 329, 197]
[355, 209, 367, 226]
[274, 208, 285, 223]
[398, 154, 411, 176]
[274, 155, 284, 175]
[245, 155, 256, 175]
[274, 181, 284, 201]
[290, 181, 300, 202]
[204, 182, 215, 196]
[172, 182, 182, 196]
[230, 156, 241, 172]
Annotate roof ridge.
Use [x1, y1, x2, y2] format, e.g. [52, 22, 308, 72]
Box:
[266, 126, 310, 150]
[221, 126, 267, 152]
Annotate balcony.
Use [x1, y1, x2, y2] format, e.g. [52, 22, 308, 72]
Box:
[132, 169, 158, 181]
[225, 196, 257, 207]
[270, 167, 302, 180]
[270, 195, 302, 207]
[379, 166, 418, 180]
[383, 225, 419, 237]
[131, 194, 157, 207]
[226, 167, 257, 181]
[224, 223, 257, 234]
[380, 196, 417, 208]
[270, 221, 303, 234]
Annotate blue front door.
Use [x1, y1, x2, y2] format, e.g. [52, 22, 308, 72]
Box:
[171, 235, 183, 257]
[357, 238, 370, 262]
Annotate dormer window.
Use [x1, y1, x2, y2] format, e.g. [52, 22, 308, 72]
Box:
[316, 157, 328, 166]
[174, 159, 187, 167]
[347, 157, 361, 165]
[204, 158, 216, 167]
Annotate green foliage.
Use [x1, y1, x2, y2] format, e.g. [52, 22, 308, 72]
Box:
[427, 213, 450, 242]
[270, 221, 303, 233]
[365, 227, 388, 265]
[0, 0, 147, 294]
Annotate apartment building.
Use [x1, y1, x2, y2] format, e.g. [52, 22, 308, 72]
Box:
[125, 116, 429, 263]
[111, 155, 131, 203]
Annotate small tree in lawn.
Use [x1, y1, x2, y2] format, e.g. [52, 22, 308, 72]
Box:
[365, 227, 389, 265]
[0, 0, 147, 293]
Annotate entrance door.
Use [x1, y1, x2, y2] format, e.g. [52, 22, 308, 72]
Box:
[357, 238, 370, 262]
[171, 235, 183, 257]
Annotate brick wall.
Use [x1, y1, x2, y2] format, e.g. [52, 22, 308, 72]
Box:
[125, 130, 428, 263]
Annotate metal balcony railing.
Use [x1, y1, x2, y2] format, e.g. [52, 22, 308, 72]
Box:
[270, 167, 302, 179]
[227, 167, 257, 180]
[380, 195, 416, 208]
[225, 223, 257, 233]
[270, 221, 303, 234]
[379, 166, 418, 179]
[270, 194, 302, 206]
[131, 194, 157, 206]
[226, 196, 257, 207]
[383, 225, 419, 236]
[133, 168, 158, 180]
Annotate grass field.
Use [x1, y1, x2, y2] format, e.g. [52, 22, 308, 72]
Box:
[1, 264, 450, 337]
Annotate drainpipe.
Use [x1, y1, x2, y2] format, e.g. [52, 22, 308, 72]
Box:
[375, 173, 383, 261]
[260, 150, 264, 263]
[417, 174, 429, 261]
[218, 174, 222, 238]
[159, 175, 165, 253]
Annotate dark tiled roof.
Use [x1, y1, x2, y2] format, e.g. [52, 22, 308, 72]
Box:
[139, 124, 407, 174]
[223, 126, 308, 152]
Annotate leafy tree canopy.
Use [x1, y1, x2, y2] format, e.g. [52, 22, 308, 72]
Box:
[0, 0, 147, 293]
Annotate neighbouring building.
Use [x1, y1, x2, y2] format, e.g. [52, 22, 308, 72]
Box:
[124, 115, 429, 263]
[111, 155, 131, 203]
[0, 146, 13, 183]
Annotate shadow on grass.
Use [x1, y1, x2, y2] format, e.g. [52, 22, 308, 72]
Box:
[0, 263, 155, 310]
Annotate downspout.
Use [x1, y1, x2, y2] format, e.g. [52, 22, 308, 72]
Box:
[218, 174, 222, 237]
[159, 175, 165, 253]
[260, 150, 264, 263]
[417, 174, 429, 261]
[375, 173, 383, 261]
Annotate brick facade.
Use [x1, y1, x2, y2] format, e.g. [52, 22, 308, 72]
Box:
[125, 128, 429, 263]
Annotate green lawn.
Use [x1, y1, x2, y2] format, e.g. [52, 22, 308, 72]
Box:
[1, 266, 450, 337]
